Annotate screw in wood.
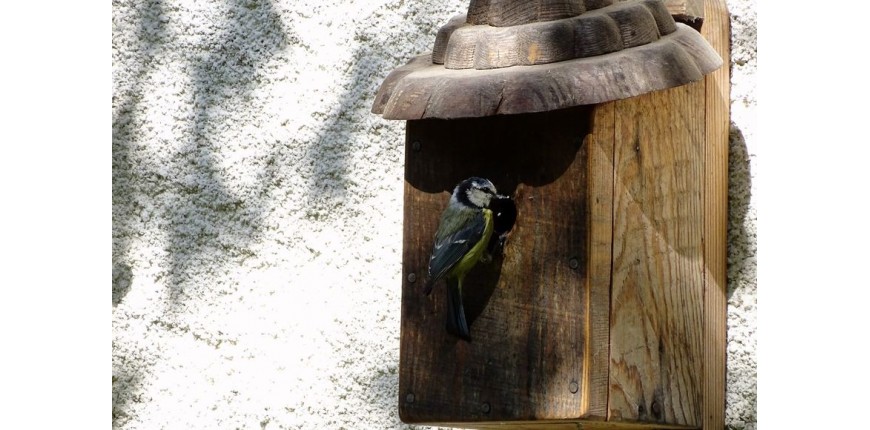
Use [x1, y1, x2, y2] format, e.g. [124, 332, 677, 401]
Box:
[405, 393, 415, 404]
[407, 272, 417, 283]
[569, 257, 579, 270]
[651, 400, 662, 419]
[569, 381, 579, 394]
[412, 141, 421, 152]
[480, 402, 491, 414]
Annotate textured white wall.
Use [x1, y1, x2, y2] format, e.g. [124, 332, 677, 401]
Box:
[112, 0, 756, 428]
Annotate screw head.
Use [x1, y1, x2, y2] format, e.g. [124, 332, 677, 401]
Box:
[481, 402, 491, 414]
[569, 381, 579, 394]
[569, 257, 579, 270]
[405, 393, 415, 403]
[651, 400, 662, 418]
[412, 141, 421, 152]
[407, 273, 417, 283]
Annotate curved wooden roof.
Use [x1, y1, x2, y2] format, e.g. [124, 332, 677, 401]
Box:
[372, 0, 721, 120]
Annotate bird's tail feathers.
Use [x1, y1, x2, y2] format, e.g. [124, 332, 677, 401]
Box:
[445, 278, 471, 341]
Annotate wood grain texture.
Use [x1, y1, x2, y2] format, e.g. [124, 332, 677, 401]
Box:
[618, 0, 704, 29]
[607, 81, 705, 427]
[701, 0, 729, 429]
[399, 106, 594, 424]
[466, 0, 592, 27]
[585, 101, 616, 420]
[433, 14, 469, 65]
[442, 1, 676, 70]
[371, 24, 722, 120]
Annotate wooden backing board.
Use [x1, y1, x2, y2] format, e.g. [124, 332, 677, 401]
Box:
[399, 106, 601, 424]
[701, 0, 730, 429]
[607, 80, 706, 427]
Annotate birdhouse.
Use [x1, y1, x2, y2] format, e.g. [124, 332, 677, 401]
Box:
[372, 0, 730, 428]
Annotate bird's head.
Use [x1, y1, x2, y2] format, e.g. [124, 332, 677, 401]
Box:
[452, 177, 498, 209]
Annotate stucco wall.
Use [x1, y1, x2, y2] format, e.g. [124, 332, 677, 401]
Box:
[112, 1, 756, 428]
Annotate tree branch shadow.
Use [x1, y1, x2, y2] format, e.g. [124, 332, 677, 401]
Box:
[166, 0, 291, 309]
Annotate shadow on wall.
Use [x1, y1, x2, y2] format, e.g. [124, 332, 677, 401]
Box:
[112, 0, 295, 308]
[166, 0, 291, 308]
[112, 359, 143, 428]
[726, 123, 754, 300]
[725, 122, 756, 429]
[113, 0, 293, 427]
[113, 0, 168, 307]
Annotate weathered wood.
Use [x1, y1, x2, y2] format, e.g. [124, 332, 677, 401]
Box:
[607, 80, 705, 427]
[666, 0, 705, 30]
[586, 101, 616, 420]
[433, 14, 468, 65]
[441, 2, 676, 70]
[639, 0, 677, 35]
[466, 0, 595, 27]
[619, 0, 704, 29]
[607, 3, 659, 49]
[701, 0, 729, 429]
[372, 24, 721, 120]
[399, 106, 594, 424]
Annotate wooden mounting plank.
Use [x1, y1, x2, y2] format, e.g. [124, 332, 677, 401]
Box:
[586, 101, 616, 420]
[701, 0, 730, 429]
[607, 80, 706, 427]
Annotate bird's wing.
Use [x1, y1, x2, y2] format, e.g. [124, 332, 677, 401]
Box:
[427, 208, 486, 285]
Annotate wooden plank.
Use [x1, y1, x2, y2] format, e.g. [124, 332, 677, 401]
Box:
[607, 81, 705, 427]
[701, 0, 729, 429]
[373, 25, 721, 119]
[585, 101, 616, 420]
[399, 106, 594, 424]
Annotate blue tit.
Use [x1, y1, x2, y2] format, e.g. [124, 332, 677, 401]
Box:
[423, 177, 499, 340]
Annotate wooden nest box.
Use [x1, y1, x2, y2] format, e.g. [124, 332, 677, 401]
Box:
[372, 0, 730, 428]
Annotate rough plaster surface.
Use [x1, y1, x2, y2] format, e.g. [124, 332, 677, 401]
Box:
[112, 0, 756, 428]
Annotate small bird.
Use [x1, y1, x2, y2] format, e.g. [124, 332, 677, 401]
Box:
[423, 177, 499, 340]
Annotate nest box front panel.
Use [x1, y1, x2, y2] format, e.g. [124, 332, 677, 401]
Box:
[399, 106, 598, 423]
